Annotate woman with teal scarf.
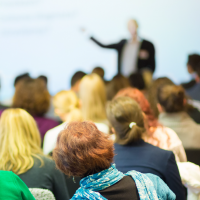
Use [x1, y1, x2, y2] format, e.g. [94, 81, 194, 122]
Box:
[53, 116, 175, 200]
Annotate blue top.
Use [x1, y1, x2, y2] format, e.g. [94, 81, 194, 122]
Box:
[114, 139, 185, 200]
[186, 83, 200, 101]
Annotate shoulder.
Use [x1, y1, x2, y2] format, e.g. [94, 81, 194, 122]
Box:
[142, 39, 154, 45]
[0, 171, 26, 188]
[141, 39, 155, 49]
[143, 140, 174, 159]
[156, 126, 182, 145]
[0, 170, 17, 181]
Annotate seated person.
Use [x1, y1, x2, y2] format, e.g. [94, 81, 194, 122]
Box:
[147, 77, 200, 124]
[79, 73, 109, 133]
[43, 90, 82, 155]
[53, 121, 175, 200]
[106, 74, 130, 100]
[0, 171, 35, 200]
[106, 97, 185, 200]
[10, 77, 59, 141]
[71, 71, 86, 94]
[114, 87, 187, 162]
[157, 84, 200, 149]
[181, 54, 200, 90]
[0, 108, 69, 200]
[92, 66, 105, 79]
[129, 73, 145, 90]
[186, 60, 200, 101]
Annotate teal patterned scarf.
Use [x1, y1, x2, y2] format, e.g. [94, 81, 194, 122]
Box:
[71, 164, 175, 200]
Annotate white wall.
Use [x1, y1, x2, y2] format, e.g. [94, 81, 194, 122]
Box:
[0, 0, 200, 100]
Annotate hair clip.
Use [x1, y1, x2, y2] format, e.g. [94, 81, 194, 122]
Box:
[129, 122, 137, 129]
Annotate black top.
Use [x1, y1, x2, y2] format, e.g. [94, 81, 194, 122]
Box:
[99, 176, 139, 200]
[114, 139, 185, 200]
[91, 37, 155, 74]
[18, 156, 70, 200]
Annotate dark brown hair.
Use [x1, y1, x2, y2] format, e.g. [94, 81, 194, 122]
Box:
[157, 85, 185, 113]
[106, 96, 145, 145]
[106, 74, 130, 100]
[146, 77, 174, 118]
[53, 121, 114, 177]
[12, 77, 50, 116]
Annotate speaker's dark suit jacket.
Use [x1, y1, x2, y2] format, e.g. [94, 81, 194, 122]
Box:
[114, 139, 185, 200]
[91, 37, 155, 74]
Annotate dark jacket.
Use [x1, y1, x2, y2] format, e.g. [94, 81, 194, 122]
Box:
[91, 37, 155, 74]
[114, 139, 185, 200]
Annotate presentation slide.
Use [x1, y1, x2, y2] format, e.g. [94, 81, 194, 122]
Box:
[0, 0, 200, 101]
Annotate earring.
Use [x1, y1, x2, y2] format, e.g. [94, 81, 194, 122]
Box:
[73, 176, 76, 183]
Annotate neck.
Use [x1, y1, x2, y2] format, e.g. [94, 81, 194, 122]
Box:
[131, 33, 138, 42]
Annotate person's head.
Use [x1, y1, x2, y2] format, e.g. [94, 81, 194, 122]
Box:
[114, 87, 158, 130]
[71, 71, 86, 93]
[187, 54, 200, 74]
[92, 67, 105, 79]
[106, 97, 145, 145]
[127, 19, 138, 37]
[79, 73, 107, 122]
[14, 73, 30, 87]
[38, 75, 48, 85]
[13, 77, 50, 116]
[53, 90, 82, 122]
[146, 77, 174, 118]
[106, 74, 130, 101]
[0, 108, 43, 175]
[129, 73, 145, 90]
[157, 85, 185, 113]
[53, 121, 114, 177]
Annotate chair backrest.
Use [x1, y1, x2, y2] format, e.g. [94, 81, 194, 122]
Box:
[29, 188, 55, 200]
[185, 149, 200, 166]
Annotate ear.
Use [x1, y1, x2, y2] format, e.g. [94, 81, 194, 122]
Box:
[111, 127, 116, 134]
[157, 103, 164, 113]
[183, 98, 187, 106]
[54, 108, 61, 116]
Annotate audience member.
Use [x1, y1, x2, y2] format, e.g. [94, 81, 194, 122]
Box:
[0, 108, 69, 200]
[106, 74, 130, 100]
[114, 87, 187, 162]
[147, 77, 200, 124]
[53, 121, 175, 200]
[0, 171, 35, 200]
[181, 54, 200, 90]
[38, 75, 48, 85]
[106, 96, 185, 200]
[79, 73, 109, 133]
[186, 60, 200, 101]
[129, 72, 145, 90]
[11, 77, 59, 141]
[1, 72, 30, 107]
[157, 84, 200, 149]
[71, 71, 86, 93]
[146, 77, 174, 118]
[43, 90, 82, 155]
[14, 72, 30, 87]
[92, 66, 105, 79]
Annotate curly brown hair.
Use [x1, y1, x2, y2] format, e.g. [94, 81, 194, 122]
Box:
[12, 77, 50, 116]
[53, 121, 114, 177]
